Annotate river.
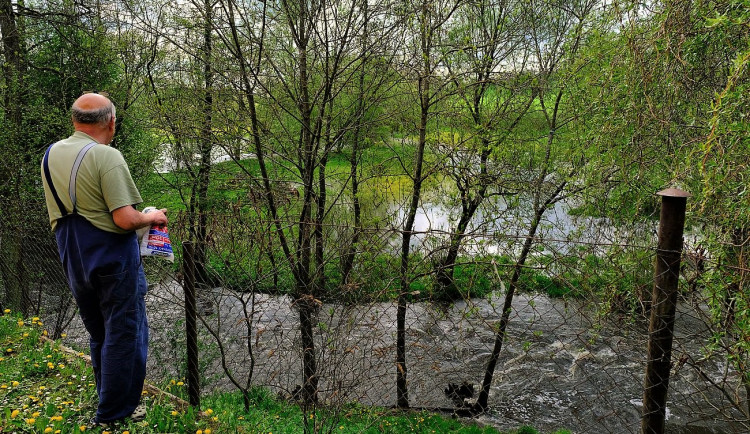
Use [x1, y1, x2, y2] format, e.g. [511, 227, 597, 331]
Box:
[52, 281, 743, 434]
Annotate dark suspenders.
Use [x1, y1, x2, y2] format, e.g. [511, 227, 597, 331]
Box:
[43, 142, 98, 216]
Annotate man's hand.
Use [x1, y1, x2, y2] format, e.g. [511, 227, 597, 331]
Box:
[112, 205, 168, 231]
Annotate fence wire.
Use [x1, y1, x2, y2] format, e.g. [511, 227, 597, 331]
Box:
[1, 201, 749, 434]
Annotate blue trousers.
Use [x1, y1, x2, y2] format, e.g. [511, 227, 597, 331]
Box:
[55, 214, 148, 422]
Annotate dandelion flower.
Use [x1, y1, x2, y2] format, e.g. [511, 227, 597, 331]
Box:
[26, 418, 36, 424]
[205, 429, 212, 434]
[196, 430, 203, 434]
[11, 409, 19, 418]
[1, 384, 7, 389]
[51, 416, 63, 422]
[17, 320, 24, 326]
[32, 412, 40, 417]
[212, 416, 218, 422]
[12, 381, 19, 387]
[3, 308, 10, 313]
[45, 428, 54, 433]
[171, 411, 178, 416]
[43, 330, 48, 335]
[177, 381, 184, 386]
[205, 408, 213, 415]
[79, 425, 86, 432]
[61, 333, 67, 338]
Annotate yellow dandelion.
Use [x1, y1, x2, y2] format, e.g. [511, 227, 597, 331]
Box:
[205, 429, 212, 434]
[56, 431, 61, 434]
[6, 348, 13, 353]
[45, 428, 54, 433]
[196, 430, 203, 434]
[48, 362, 55, 369]
[103, 432, 111, 434]
[12, 381, 19, 387]
[170, 379, 176, 385]
[171, 410, 178, 416]
[205, 408, 213, 415]
[23, 333, 29, 337]
[212, 416, 218, 422]
[177, 381, 184, 386]
[11, 409, 20, 418]
[17, 320, 24, 326]
[51, 415, 63, 421]
[33, 317, 39, 321]
[26, 418, 36, 424]
[43, 330, 48, 336]
[32, 412, 40, 417]
[58, 364, 65, 368]
[1, 384, 7, 389]
[3, 308, 10, 313]
[38, 386, 46, 390]
[61, 333, 67, 338]
[79, 425, 86, 432]
[123, 431, 130, 434]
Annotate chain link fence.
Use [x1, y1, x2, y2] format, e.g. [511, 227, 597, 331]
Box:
[1, 196, 748, 433]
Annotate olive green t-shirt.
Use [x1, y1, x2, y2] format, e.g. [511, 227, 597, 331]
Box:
[42, 131, 143, 234]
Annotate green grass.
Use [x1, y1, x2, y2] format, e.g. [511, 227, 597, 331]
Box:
[0, 310, 568, 434]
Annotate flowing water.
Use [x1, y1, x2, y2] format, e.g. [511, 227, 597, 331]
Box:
[59, 283, 739, 434]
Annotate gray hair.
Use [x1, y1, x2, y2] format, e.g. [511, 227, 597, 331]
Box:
[71, 100, 116, 125]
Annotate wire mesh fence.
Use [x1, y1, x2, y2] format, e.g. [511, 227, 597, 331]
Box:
[1, 197, 749, 433]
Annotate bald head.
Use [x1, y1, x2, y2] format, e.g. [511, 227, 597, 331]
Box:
[71, 93, 117, 144]
[71, 93, 116, 126]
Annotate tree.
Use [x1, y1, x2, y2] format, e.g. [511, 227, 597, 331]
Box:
[434, 0, 533, 299]
[476, 0, 602, 411]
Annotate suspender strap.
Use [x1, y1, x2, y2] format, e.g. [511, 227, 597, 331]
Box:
[68, 142, 97, 212]
[43, 144, 68, 217]
[43, 141, 98, 216]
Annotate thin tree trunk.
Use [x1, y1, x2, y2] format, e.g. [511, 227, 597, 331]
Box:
[475, 208, 542, 411]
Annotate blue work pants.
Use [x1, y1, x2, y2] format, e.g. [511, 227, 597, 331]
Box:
[55, 214, 148, 423]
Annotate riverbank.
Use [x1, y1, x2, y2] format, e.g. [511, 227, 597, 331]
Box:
[0, 309, 534, 433]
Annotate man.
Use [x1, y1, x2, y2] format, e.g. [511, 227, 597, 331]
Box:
[41, 92, 167, 426]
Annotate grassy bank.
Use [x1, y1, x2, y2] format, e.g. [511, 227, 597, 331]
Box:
[0, 310, 563, 434]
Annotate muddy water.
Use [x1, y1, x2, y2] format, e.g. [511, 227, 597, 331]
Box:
[52, 283, 731, 434]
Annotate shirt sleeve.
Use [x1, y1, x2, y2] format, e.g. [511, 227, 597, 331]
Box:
[100, 154, 143, 212]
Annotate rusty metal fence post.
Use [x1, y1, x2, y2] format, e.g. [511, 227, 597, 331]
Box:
[642, 188, 690, 434]
[182, 241, 201, 407]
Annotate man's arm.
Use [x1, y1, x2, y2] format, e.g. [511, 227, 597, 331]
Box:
[112, 206, 168, 231]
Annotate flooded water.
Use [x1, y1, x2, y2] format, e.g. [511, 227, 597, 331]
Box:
[51, 283, 741, 434]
